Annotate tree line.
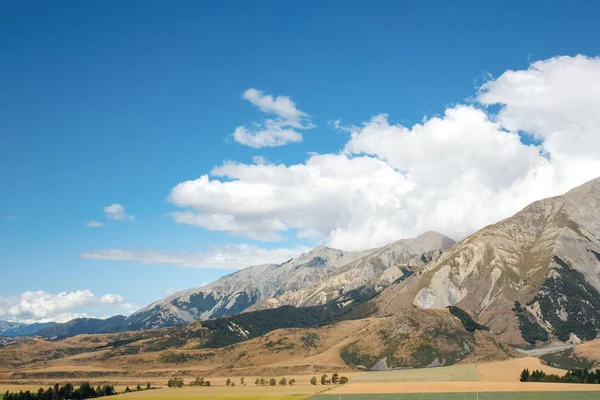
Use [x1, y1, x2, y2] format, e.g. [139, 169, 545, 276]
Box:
[520, 368, 600, 384]
[3, 383, 118, 400]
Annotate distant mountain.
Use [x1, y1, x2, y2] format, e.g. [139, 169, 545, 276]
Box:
[0, 320, 55, 337]
[36, 316, 126, 339]
[377, 177, 600, 346]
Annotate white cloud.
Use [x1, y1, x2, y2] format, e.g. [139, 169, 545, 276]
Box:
[232, 88, 313, 148]
[100, 293, 124, 304]
[167, 55, 600, 250]
[0, 290, 136, 323]
[86, 220, 103, 227]
[81, 244, 311, 269]
[104, 203, 135, 221]
[243, 88, 306, 120]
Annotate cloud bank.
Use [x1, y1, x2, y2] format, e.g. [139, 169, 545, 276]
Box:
[0, 290, 136, 323]
[169, 55, 600, 250]
[82, 244, 311, 269]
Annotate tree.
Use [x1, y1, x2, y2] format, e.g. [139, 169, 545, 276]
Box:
[125, 386, 131, 393]
[167, 378, 184, 388]
[289, 379, 296, 386]
[332, 372, 339, 384]
[226, 378, 231, 387]
[269, 378, 276, 386]
[205, 381, 211, 387]
[310, 376, 317, 385]
[520, 368, 530, 382]
[339, 376, 349, 384]
[146, 383, 151, 390]
[321, 374, 329, 385]
[136, 385, 141, 391]
[255, 378, 260, 386]
[231, 382, 235, 387]
[279, 377, 287, 386]
[260, 378, 266, 386]
[241, 377, 245, 386]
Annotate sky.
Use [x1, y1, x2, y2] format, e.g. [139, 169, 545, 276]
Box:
[1, 0, 600, 323]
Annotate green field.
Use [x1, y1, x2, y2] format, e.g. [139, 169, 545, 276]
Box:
[310, 393, 600, 399]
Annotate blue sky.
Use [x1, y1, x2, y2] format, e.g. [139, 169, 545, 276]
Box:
[1, 1, 600, 322]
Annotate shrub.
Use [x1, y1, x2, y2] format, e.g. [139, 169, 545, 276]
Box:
[289, 379, 296, 385]
[269, 378, 276, 386]
[321, 374, 330, 385]
[310, 376, 317, 385]
[226, 378, 231, 387]
[339, 376, 349, 384]
[255, 378, 260, 386]
[279, 377, 287, 386]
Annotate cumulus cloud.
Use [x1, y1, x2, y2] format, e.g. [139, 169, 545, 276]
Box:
[104, 204, 135, 221]
[86, 220, 103, 227]
[0, 290, 135, 323]
[81, 244, 311, 269]
[167, 55, 600, 250]
[232, 88, 313, 148]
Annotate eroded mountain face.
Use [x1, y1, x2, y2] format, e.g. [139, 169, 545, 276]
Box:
[377, 177, 600, 346]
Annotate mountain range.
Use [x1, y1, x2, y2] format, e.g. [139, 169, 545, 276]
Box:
[34, 232, 454, 338]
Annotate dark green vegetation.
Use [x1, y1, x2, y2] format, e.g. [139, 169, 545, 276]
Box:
[590, 249, 600, 263]
[520, 367, 600, 384]
[512, 301, 548, 344]
[447, 306, 489, 332]
[3, 383, 116, 400]
[531, 256, 600, 341]
[309, 393, 600, 400]
[541, 348, 596, 370]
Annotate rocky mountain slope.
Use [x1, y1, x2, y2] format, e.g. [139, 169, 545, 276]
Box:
[248, 231, 455, 311]
[376, 177, 600, 346]
[126, 245, 375, 330]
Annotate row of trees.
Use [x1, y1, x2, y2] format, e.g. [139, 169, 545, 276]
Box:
[3, 383, 116, 400]
[520, 368, 600, 384]
[253, 377, 296, 386]
[167, 374, 348, 388]
[311, 373, 349, 385]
